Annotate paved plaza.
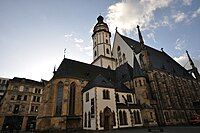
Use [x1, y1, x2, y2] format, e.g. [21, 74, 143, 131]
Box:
[64, 126, 200, 133]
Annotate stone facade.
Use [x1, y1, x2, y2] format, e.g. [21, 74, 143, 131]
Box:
[36, 78, 88, 131]
[0, 77, 44, 131]
[0, 77, 9, 102]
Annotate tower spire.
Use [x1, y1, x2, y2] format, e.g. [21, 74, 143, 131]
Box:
[186, 50, 194, 68]
[186, 50, 200, 80]
[137, 25, 144, 44]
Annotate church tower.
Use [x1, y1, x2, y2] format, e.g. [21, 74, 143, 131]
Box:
[91, 15, 115, 69]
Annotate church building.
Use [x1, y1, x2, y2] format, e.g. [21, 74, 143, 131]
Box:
[36, 15, 200, 131]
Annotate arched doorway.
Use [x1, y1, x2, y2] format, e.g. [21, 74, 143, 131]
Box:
[103, 106, 113, 130]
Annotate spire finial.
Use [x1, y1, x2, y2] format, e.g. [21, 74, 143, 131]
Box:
[115, 27, 118, 31]
[64, 48, 66, 58]
[53, 65, 56, 74]
[186, 50, 194, 67]
[137, 25, 144, 44]
[186, 50, 200, 80]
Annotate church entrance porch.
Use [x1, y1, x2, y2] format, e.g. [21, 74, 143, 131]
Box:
[103, 107, 113, 130]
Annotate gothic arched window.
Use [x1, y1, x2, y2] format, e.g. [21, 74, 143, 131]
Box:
[106, 39, 108, 43]
[119, 110, 123, 125]
[106, 48, 110, 54]
[55, 81, 64, 116]
[137, 110, 141, 124]
[139, 80, 142, 86]
[123, 53, 126, 62]
[103, 90, 110, 99]
[84, 112, 87, 127]
[100, 111, 103, 127]
[69, 82, 76, 115]
[117, 46, 121, 51]
[123, 111, 128, 125]
[116, 93, 119, 102]
[113, 111, 116, 126]
[94, 51, 97, 57]
[88, 111, 91, 127]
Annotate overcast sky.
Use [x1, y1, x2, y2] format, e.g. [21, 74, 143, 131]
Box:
[0, 0, 200, 81]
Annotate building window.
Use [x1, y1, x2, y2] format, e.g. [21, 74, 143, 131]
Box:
[13, 86, 18, 91]
[8, 105, 12, 112]
[106, 39, 108, 43]
[139, 80, 142, 86]
[38, 89, 41, 94]
[94, 51, 97, 57]
[11, 95, 15, 100]
[35, 106, 38, 112]
[134, 110, 142, 124]
[164, 112, 169, 122]
[69, 82, 76, 115]
[24, 87, 29, 92]
[23, 95, 27, 101]
[13, 105, 20, 114]
[55, 81, 64, 116]
[106, 48, 109, 54]
[127, 95, 132, 102]
[31, 106, 34, 112]
[100, 111, 103, 127]
[33, 96, 36, 102]
[119, 110, 123, 125]
[135, 80, 137, 87]
[116, 93, 119, 102]
[150, 112, 153, 119]
[123, 111, 128, 125]
[113, 111, 116, 126]
[84, 112, 87, 127]
[17, 95, 22, 100]
[88, 111, 91, 127]
[91, 98, 94, 117]
[20, 105, 25, 112]
[34, 88, 38, 93]
[117, 46, 121, 51]
[103, 90, 110, 99]
[86, 92, 89, 102]
[123, 53, 126, 62]
[36, 97, 40, 102]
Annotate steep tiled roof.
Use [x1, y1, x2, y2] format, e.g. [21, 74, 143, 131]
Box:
[11, 77, 44, 86]
[54, 58, 115, 81]
[118, 33, 194, 79]
[133, 55, 145, 78]
[115, 62, 133, 83]
[82, 74, 115, 93]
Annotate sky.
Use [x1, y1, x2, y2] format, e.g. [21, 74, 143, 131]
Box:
[0, 0, 200, 81]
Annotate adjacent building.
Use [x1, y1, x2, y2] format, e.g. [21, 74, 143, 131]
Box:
[0, 77, 45, 131]
[0, 77, 9, 103]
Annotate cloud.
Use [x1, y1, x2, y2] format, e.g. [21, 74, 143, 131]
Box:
[183, 0, 192, 6]
[64, 33, 73, 38]
[161, 16, 169, 26]
[106, 0, 172, 34]
[75, 43, 92, 53]
[172, 12, 187, 23]
[75, 43, 83, 52]
[174, 53, 200, 72]
[84, 46, 92, 50]
[147, 32, 157, 43]
[192, 7, 200, 18]
[175, 38, 186, 51]
[74, 38, 84, 43]
[174, 53, 188, 68]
